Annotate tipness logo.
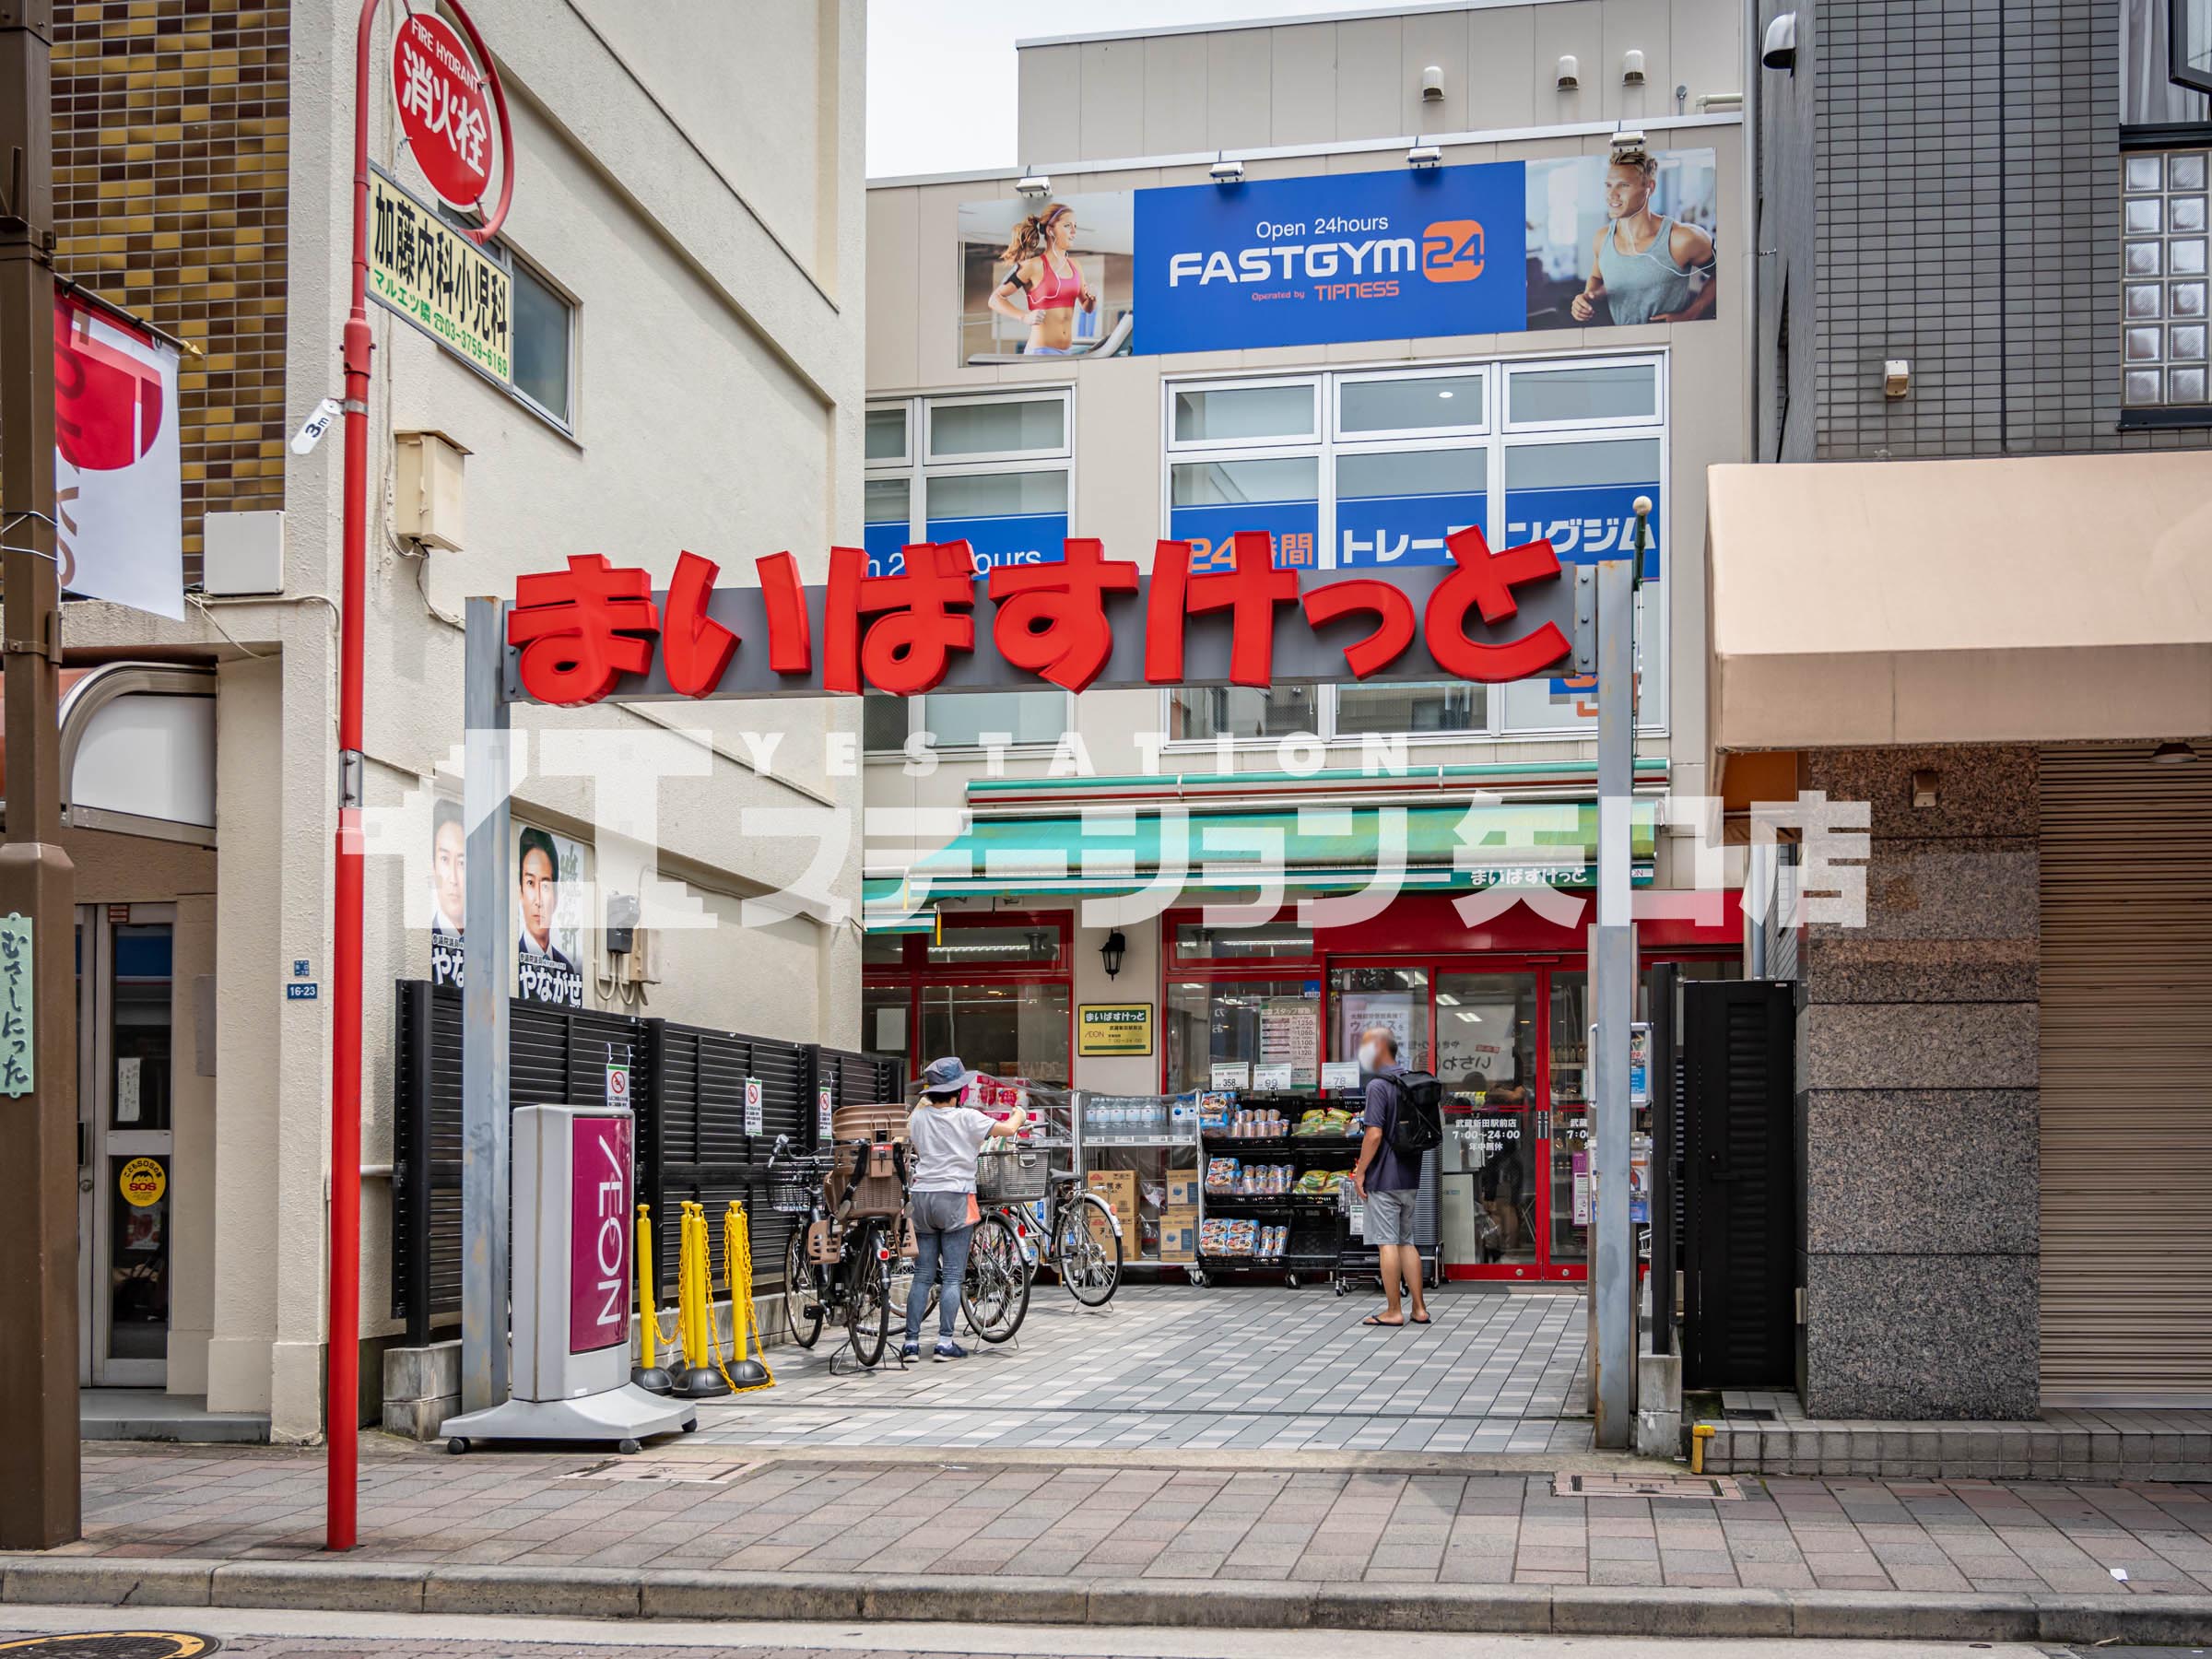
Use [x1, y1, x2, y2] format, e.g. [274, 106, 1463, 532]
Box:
[1164, 216, 1485, 288]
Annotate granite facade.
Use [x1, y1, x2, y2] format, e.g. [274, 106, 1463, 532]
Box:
[1795, 746, 2041, 1421]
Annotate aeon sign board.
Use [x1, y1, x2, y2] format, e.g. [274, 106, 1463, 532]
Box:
[569, 1112, 632, 1355]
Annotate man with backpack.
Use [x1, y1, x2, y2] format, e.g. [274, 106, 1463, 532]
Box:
[1347, 1023, 1439, 1328]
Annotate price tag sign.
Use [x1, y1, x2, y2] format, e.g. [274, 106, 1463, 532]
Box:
[817, 1083, 834, 1140]
[745, 1076, 764, 1137]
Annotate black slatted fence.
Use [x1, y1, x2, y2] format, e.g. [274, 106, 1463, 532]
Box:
[391, 980, 903, 1345]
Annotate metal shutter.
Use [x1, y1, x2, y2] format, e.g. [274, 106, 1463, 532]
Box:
[2039, 746, 2212, 1406]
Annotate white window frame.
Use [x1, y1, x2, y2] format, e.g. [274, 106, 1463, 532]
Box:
[865, 390, 1077, 755]
[864, 403, 912, 466]
[1166, 375, 1324, 452]
[1157, 350, 1669, 749]
[921, 387, 1074, 466]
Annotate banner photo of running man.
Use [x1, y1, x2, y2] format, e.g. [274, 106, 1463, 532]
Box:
[1523, 147, 1720, 331]
[965, 147, 1719, 356]
[958, 192, 1135, 364]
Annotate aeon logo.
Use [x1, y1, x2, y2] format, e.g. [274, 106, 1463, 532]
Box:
[1421, 220, 1485, 283]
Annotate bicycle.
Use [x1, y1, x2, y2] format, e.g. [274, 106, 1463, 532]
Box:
[769, 1134, 899, 1369]
[921, 1205, 1030, 1347]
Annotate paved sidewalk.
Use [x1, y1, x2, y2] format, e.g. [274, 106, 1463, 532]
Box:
[23, 1441, 2212, 1595]
[701, 1286, 1591, 1455]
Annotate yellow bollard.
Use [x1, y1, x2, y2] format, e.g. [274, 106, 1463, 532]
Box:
[720, 1200, 774, 1394]
[631, 1204, 677, 1394]
[674, 1200, 729, 1399]
[1690, 1422, 1715, 1474]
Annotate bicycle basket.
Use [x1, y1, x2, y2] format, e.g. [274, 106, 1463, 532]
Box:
[767, 1179, 818, 1215]
[975, 1144, 1048, 1204]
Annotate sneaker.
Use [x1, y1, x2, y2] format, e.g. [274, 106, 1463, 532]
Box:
[899, 1342, 921, 1362]
[933, 1340, 969, 1362]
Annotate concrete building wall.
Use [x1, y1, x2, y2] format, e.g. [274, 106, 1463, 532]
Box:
[53, 0, 868, 1436]
[1012, 1, 1746, 165]
[1794, 745, 2041, 1420]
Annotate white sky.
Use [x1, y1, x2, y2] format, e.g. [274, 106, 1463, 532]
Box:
[866, 0, 1362, 179]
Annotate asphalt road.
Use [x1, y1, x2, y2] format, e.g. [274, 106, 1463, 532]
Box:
[0, 1605, 2107, 1658]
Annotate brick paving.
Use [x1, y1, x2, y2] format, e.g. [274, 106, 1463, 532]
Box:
[25, 1443, 2212, 1595]
[703, 1287, 1591, 1455]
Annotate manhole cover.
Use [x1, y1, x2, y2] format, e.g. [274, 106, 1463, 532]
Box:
[1553, 1472, 1743, 1500]
[0, 1637, 220, 1659]
[563, 1456, 759, 1484]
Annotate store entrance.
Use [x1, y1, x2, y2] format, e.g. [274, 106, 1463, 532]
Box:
[76, 902, 178, 1386]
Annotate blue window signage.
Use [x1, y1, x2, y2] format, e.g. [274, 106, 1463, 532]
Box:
[922, 512, 1070, 573]
[1502, 481, 1661, 580]
[1168, 500, 1320, 573]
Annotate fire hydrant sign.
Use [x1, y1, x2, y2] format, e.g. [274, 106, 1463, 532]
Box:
[568, 1112, 632, 1355]
[369, 167, 512, 383]
[391, 10, 494, 209]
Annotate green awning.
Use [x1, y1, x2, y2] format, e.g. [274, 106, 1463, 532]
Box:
[869, 800, 1654, 913]
[862, 876, 940, 934]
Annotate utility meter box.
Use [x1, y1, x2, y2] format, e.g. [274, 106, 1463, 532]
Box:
[394, 429, 469, 551]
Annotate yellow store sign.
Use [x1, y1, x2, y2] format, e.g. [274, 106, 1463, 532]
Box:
[1077, 1003, 1153, 1057]
[369, 165, 512, 384]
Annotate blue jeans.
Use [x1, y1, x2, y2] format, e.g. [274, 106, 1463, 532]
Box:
[903, 1195, 975, 1344]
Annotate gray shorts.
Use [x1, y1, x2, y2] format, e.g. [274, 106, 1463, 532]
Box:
[1362, 1186, 1418, 1246]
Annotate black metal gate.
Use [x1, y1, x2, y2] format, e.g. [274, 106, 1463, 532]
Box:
[391, 981, 902, 1345]
[1679, 978, 1797, 1390]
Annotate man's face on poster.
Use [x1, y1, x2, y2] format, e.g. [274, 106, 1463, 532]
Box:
[433, 819, 465, 930]
[520, 847, 557, 952]
[1604, 161, 1652, 220]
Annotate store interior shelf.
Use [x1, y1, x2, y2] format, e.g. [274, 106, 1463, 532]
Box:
[1085, 1136, 1198, 1149]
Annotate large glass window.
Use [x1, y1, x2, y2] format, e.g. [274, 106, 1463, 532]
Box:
[1172, 920, 1313, 959]
[1327, 966, 1432, 1072]
[511, 258, 573, 425]
[927, 393, 1068, 459]
[1166, 979, 1320, 1091]
[1439, 970, 1539, 1269]
[865, 394, 1073, 749]
[921, 982, 1071, 1084]
[1161, 354, 1666, 744]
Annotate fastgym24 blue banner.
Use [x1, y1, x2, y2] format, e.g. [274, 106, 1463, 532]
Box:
[1135, 164, 1525, 355]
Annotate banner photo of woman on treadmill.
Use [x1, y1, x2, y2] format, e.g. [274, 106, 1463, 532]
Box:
[959, 192, 1133, 363]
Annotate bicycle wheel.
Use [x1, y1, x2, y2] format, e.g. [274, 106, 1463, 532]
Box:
[845, 1219, 891, 1368]
[783, 1227, 823, 1349]
[963, 1212, 1030, 1344]
[1056, 1191, 1124, 1307]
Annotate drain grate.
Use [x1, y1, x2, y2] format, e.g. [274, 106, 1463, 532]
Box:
[1553, 1472, 1743, 1500]
[563, 1455, 759, 1485]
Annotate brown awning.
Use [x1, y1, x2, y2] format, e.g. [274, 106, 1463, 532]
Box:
[1706, 452, 2212, 752]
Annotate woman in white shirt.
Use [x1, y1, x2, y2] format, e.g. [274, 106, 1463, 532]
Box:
[902, 1055, 1028, 1362]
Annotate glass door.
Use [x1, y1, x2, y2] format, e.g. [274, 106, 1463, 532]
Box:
[76, 904, 176, 1386]
[1434, 970, 1541, 1278]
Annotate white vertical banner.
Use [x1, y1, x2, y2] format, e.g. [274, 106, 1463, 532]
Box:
[53, 291, 184, 620]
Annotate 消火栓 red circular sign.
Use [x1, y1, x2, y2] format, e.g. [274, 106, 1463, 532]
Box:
[391, 11, 496, 209]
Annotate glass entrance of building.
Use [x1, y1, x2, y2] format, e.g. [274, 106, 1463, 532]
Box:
[76, 903, 177, 1386]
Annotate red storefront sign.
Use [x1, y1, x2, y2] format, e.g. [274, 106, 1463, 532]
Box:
[568, 1112, 631, 1355]
[391, 11, 496, 209]
[505, 526, 1576, 707]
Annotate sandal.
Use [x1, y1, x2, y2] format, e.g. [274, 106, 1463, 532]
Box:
[1361, 1314, 1406, 1327]
[1410, 1314, 1432, 1324]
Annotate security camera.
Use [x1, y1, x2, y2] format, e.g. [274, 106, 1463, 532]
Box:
[1406, 143, 1442, 169]
[1610, 127, 1649, 157]
[1015, 171, 1051, 199]
[1210, 155, 1245, 184]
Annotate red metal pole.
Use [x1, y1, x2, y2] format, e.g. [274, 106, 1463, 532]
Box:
[328, 0, 509, 1553]
[327, 0, 382, 1554]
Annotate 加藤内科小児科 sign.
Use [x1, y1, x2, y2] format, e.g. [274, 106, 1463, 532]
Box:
[369, 167, 512, 385]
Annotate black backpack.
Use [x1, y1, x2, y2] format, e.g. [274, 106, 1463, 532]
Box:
[1382, 1071, 1444, 1157]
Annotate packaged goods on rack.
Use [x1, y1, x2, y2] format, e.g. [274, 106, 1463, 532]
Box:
[1293, 1168, 1347, 1200]
[1294, 1106, 1361, 1137]
[1205, 1156, 1240, 1194]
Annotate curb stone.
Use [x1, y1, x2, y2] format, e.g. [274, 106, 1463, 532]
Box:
[5, 1555, 2212, 1641]
[212, 1559, 427, 1613]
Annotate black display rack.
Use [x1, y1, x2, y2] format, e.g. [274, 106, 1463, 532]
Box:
[1194, 1089, 1364, 1287]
